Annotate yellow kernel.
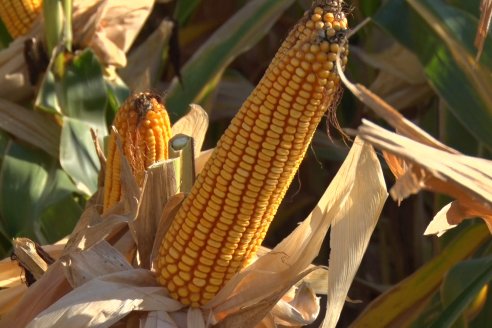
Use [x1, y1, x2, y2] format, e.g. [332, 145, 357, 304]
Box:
[193, 278, 207, 287]
[173, 275, 185, 287]
[311, 13, 322, 22]
[314, 7, 323, 15]
[324, 12, 334, 22]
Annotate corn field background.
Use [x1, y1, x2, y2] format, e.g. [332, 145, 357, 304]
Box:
[0, 0, 491, 327]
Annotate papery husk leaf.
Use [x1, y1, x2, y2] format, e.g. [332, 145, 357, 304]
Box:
[322, 138, 387, 328]
[143, 311, 178, 328]
[0, 241, 66, 288]
[171, 104, 209, 156]
[424, 202, 458, 237]
[27, 267, 183, 328]
[208, 138, 386, 328]
[12, 238, 51, 281]
[0, 259, 23, 288]
[0, 261, 71, 328]
[357, 120, 492, 233]
[135, 160, 180, 269]
[270, 282, 320, 326]
[195, 149, 213, 175]
[214, 269, 317, 328]
[255, 247, 329, 295]
[62, 240, 133, 288]
[337, 61, 456, 153]
[187, 308, 206, 328]
[0, 285, 26, 316]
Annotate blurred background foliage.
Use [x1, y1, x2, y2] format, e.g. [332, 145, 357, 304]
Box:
[0, 0, 491, 326]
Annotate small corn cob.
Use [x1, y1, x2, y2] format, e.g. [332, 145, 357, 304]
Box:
[0, 0, 42, 38]
[156, 0, 349, 307]
[103, 92, 172, 213]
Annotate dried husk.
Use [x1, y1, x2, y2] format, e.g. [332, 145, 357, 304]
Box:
[0, 110, 387, 327]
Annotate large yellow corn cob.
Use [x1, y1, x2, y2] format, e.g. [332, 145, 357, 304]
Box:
[0, 0, 42, 38]
[103, 92, 172, 212]
[156, 1, 349, 307]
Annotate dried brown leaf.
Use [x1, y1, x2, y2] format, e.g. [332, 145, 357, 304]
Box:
[171, 104, 209, 157]
[0, 262, 71, 328]
[0, 285, 26, 316]
[142, 311, 179, 328]
[62, 240, 133, 288]
[337, 59, 456, 153]
[270, 283, 320, 326]
[135, 161, 180, 269]
[476, 0, 492, 61]
[207, 138, 386, 328]
[358, 120, 492, 233]
[27, 268, 183, 328]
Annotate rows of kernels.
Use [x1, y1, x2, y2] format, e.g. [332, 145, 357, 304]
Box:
[157, 3, 348, 307]
[103, 93, 171, 212]
[0, 0, 41, 37]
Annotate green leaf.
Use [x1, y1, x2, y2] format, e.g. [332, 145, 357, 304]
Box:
[373, 0, 492, 150]
[35, 70, 62, 115]
[0, 98, 61, 157]
[0, 18, 12, 49]
[351, 223, 489, 327]
[0, 141, 79, 243]
[446, 0, 480, 18]
[165, 0, 295, 121]
[174, 0, 202, 26]
[59, 117, 100, 195]
[57, 49, 109, 136]
[440, 103, 480, 156]
[105, 75, 130, 126]
[359, 0, 382, 17]
[43, 0, 64, 54]
[431, 256, 492, 328]
[40, 192, 82, 243]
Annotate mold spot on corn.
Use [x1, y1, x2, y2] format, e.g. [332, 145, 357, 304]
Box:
[0, 0, 42, 38]
[103, 92, 172, 213]
[157, 0, 349, 306]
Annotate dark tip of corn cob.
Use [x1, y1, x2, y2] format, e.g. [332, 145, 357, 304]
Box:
[103, 92, 172, 213]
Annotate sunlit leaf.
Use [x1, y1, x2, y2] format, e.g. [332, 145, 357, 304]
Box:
[351, 223, 489, 327]
[0, 141, 79, 243]
[431, 256, 492, 327]
[174, 0, 202, 25]
[374, 0, 492, 150]
[57, 49, 108, 136]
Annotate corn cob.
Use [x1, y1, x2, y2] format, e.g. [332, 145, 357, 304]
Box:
[103, 92, 172, 213]
[0, 0, 42, 38]
[156, 1, 349, 307]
